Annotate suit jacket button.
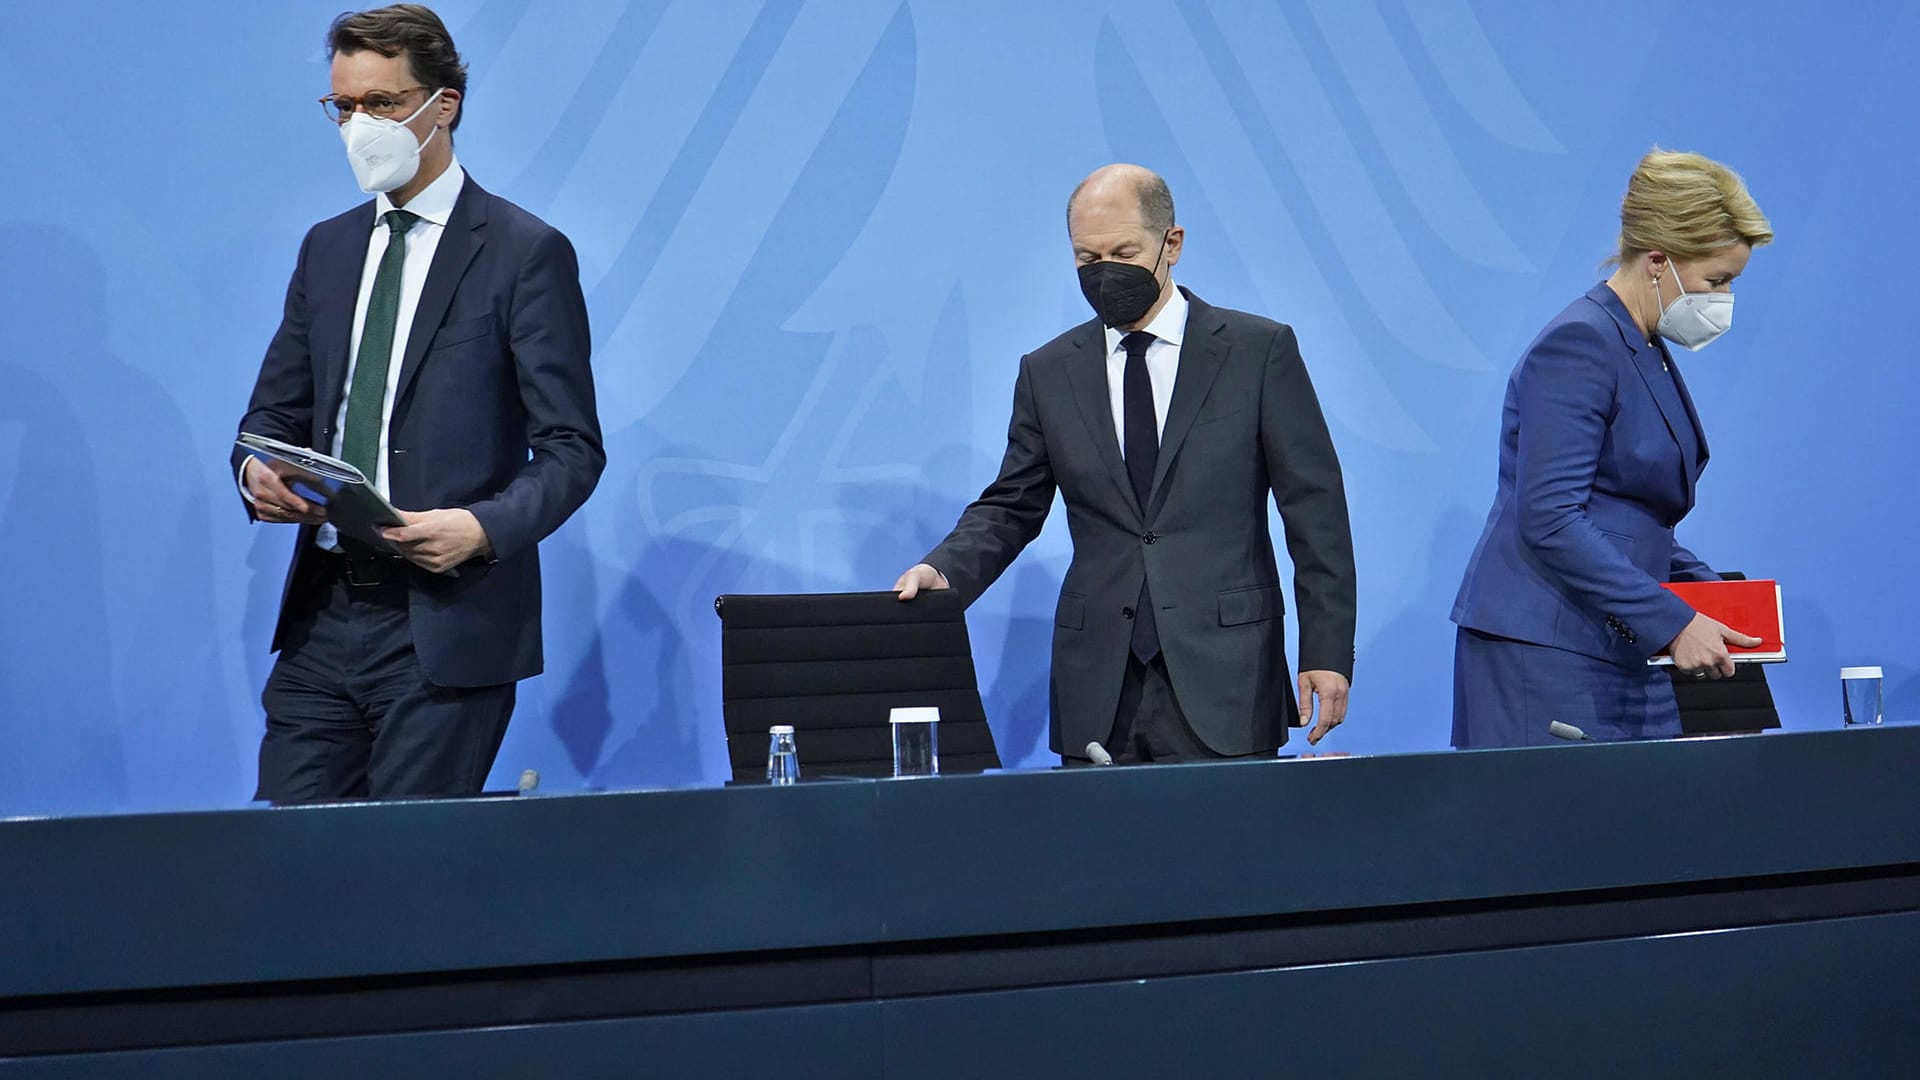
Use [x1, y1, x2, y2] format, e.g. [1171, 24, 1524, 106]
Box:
[1122, 607, 1134, 619]
[1142, 532, 1157, 544]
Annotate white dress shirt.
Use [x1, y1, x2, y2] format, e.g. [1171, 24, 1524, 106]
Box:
[1101, 282, 1187, 454]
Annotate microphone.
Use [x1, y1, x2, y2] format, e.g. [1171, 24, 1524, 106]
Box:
[1085, 741, 1115, 766]
[517, 768, 541, 794]
[1548, 721, 1591, 742]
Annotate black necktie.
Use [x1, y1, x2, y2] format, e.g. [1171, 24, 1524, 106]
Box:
[1122, 331, 1160, 663]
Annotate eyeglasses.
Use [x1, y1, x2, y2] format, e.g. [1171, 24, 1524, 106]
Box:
[319, 86, 434, 124]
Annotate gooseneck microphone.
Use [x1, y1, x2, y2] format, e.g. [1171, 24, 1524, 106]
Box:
[1548, 721, 1592, 741]
[1085, 742, 1115, 766]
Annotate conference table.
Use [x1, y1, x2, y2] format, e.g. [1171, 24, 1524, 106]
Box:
[4, 726, 1918, 1077]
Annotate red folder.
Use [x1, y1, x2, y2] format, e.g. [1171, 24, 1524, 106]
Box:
[1649, 579, 1786, 664]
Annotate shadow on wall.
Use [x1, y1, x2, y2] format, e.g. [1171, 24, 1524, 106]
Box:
[988, 562, 1064, 767]
[567, 299, 984, 791]
[535, 3, 923, 790]
[1351, 504, 1483, 753]
[0, 224, 123, 814]
[530, 520, 617, 782]
[0, 223, 239, 814]
[557, 531, 719, 792]
[534, 418, 725, 792]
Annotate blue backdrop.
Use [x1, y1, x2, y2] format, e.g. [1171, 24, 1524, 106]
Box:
[2, 1, 1915, 815]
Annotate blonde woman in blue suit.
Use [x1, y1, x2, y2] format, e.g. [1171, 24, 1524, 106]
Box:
[1451, 150, 1773, 748]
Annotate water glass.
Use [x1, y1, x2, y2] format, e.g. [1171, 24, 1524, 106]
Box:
[767, 725, 801, 784]
[1842, 667, 1884, 727]
[890, 707, 940, 777]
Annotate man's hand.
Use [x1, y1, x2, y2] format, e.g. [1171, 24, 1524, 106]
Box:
[380, 509, 492, 574]
[1297, 669, 1350, 745]
[243, 457, 328, 526]
[894, 563, 950, 600]
[1665, 612, 1761, 680]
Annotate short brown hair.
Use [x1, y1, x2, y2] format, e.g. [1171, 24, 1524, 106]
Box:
[327, 5, 469, 131]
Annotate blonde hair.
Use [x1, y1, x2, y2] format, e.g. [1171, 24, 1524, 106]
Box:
[1612, 149, 1773, 266]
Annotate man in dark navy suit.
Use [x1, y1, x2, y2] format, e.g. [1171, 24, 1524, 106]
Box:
[234, 5, 603, 802]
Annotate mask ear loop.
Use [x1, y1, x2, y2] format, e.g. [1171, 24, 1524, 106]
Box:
[403, 88, 445, 154]
[1148, 230, 1170, 276]
[400, 87, 445, 126]
[1646, 256, 1668, 344]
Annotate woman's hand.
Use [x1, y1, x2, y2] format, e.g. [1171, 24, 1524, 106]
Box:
[1665, 612, 1762, 680]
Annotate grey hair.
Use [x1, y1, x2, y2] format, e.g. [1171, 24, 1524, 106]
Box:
[1067, 170, 1176, 232]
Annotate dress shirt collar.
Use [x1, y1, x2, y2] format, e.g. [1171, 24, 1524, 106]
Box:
[1103, 280, 1188, 354]
[374, 155, 465, 229]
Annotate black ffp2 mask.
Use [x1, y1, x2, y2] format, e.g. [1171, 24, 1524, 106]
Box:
[1076, 233, 1169, 327]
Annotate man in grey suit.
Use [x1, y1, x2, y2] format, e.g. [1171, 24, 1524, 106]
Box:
[895, 164, 1355, 764]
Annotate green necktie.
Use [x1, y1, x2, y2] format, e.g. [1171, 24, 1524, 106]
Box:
[341, 208, 420, 479]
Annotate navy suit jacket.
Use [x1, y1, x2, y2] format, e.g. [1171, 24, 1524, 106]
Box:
[924, 290, 1356, 756]
[234, 174, 604, 688]
[1452, 282, 1716, 666]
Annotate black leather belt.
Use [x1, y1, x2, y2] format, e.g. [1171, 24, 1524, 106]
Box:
[320, 542, 411, 590]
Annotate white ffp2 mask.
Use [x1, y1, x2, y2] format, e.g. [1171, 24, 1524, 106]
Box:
[1655, 265, 1734, 351]
[339, 89, 443, 193]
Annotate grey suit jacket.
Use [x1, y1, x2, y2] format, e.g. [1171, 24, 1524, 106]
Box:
[924, 289, 1356, 756]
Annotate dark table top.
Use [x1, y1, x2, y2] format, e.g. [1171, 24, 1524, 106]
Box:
[5, 726, 1915, 999]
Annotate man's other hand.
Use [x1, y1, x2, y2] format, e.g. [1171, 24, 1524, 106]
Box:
[381, 508, 492, 574]
[894, 563, 950, 600]
[1297, 669, 1350, 745]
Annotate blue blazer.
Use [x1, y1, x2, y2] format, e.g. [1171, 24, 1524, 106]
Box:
[234, 175, 604, 688]
[1452, 282, 1717, 666]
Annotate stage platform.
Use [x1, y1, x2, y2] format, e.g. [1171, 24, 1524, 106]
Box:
[4, 727, 1918, 1077]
